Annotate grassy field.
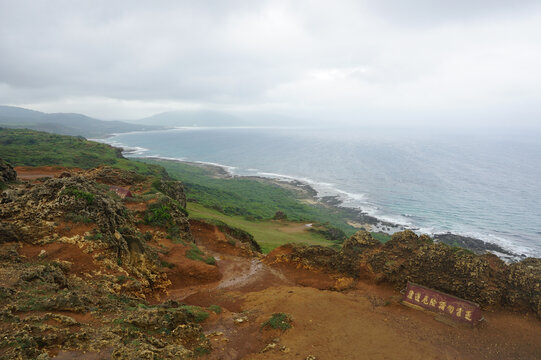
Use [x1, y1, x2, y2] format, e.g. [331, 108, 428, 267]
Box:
[187, 202, 332, 253]
[139, 158, 358, 236]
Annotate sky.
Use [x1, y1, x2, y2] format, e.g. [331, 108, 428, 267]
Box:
[1, 0, 541, 127]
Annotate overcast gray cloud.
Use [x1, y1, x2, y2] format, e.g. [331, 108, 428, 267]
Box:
[0, 0, 540, 126]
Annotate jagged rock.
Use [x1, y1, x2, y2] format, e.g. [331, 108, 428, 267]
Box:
[86, 166, 145, 186]
[343, 230, 380, 253]
[0, 175, 137, 256]
[507, 258, 541, 316]
[272, 230, 541, 315]
[124, 308, 191, 331]
[144, 194, 192, 242]
[0, 158, 17, 183]
[112, 342, 192, 360]
[19, 263, 68, 289]
[434, 232, 514, 256]
[156, 179, 187, 209]
[0, 222, 23, 243]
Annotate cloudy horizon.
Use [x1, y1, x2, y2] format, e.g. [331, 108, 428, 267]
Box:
[1, 0, 541, 127]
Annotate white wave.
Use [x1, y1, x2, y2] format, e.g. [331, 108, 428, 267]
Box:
[192, 160, 237, 174]
[254, 170, 415, 227]
[426, 229, 539, 259]
[90, 137, 150, 156]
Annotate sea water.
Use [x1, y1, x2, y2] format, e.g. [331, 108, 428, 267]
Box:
[100, 126, 541, 257]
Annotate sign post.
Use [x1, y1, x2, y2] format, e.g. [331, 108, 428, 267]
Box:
[402, 282, 483, 325]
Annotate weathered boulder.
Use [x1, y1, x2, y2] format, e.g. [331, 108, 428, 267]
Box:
[86, 166, 145, 186]
[0, 158, 17, 183]
[506, 258, 541, 316]
[19, 263, 68, 289]
[144, 194, 192, 241]
[155, 179, 187, 209]
[342, 230, 380, 253]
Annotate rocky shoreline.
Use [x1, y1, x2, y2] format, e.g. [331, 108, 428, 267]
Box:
[142, 157, 524, 261]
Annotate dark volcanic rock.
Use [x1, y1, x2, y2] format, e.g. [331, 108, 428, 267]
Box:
[434, 232, 514, 256]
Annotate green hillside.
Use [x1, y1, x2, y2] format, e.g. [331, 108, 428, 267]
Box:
[0, 128, 164, 176]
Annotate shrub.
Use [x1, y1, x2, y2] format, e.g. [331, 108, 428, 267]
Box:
[144, 203, 172, 226]
[65, 213, 94, 224]
[208, 305, 222, 314]
[62, 187, 95, 205]
[181, 305, 209, 323]
[261, 313, 292, 332]
[185, 244, 216, 265]
[309, 226, 347, 243]
[160, 260, 174, 269]
[85, 232, 103, 241]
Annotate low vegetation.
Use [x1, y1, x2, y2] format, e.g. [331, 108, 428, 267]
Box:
[261, 313, 293, 332]
[0, 128, 165, 176]
[188, 202, 331, 253]
[186, 243, 216, 265]
[137, 158, 358, 235]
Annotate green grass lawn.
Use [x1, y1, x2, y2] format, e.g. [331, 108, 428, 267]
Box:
[187, 202, 332, 253]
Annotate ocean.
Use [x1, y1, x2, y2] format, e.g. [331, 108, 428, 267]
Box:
[98, 126, 541, 258]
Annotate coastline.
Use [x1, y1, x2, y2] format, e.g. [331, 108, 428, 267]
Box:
[139, 155, 522, 261]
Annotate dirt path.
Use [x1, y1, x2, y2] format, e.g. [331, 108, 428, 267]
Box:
[167, 224, 541, 360]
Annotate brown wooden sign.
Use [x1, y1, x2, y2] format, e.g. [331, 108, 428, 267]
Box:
[402, 282, 482, 325]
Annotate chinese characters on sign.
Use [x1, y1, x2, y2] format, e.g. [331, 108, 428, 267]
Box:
[402, 282, 482, 325]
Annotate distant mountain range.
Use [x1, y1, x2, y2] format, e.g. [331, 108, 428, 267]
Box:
[133, 110, 250, 127]
[132, 110, 301, 128]
[0, 105, 303, 138]
[0, 106, 163, 138]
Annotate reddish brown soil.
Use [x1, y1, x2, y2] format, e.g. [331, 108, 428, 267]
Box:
[20, 242, 101, 275]
[124, 202, 147, 211]
[155, 237, 221, 289]
[54, 221, 95, 238]
[14, 166, 81, 180]
[165, 223, 541, 360]
[190, 220, 255, 257]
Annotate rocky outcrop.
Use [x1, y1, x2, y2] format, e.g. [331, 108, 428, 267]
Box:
[434, 232, 514, 256]
[0, 165, 217, 359]
[155, 179, 187, 209]
[507, 258, 541, 316]
[0, 158, 16, 183]
[271, 230, 541, 316]
[0, 167, 193, 295]
[86, 166, 145, 186]
[144, 194, 192, 242]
